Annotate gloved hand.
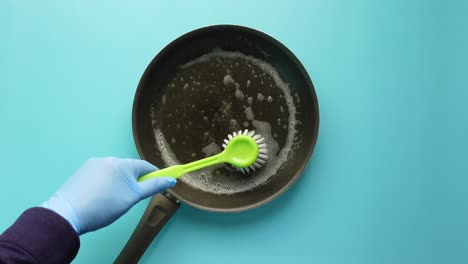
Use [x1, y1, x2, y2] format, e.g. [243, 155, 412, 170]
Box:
[41, 157, 176, 235]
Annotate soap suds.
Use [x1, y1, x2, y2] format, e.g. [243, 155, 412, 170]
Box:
[257, 93, 265, 102]
[201, 142, 221, 157]
[223, 75, 235, 86]
[225, 74, 245, 101]
[154, 50, 299, 195]
[244, 107, 255, 120]
[235, 87, 245, 100]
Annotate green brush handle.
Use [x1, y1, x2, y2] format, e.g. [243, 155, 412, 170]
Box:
[138, 153, 225, 182]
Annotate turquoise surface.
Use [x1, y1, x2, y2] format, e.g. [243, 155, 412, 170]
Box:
[1, 1, 466, 263]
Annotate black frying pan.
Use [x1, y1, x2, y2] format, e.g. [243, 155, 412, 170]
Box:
[115, 25, 319, 263]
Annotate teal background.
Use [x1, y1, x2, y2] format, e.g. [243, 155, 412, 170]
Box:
[1, 1, 466, 263]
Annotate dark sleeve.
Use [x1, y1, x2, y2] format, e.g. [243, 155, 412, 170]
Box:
[0, 207, 80, 264]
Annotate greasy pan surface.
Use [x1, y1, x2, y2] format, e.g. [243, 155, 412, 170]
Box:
[133, 25, 319, 212]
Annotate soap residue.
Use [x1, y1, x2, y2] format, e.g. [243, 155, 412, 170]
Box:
[244, 107, 255, 120]
[224, 74, 245, 100]
[257, 93, 265, 102]
[201, 142, 221, 157]
[153, 49, 299, 195]
[223, 74, 235, 86]
[235, 87, 245, 100]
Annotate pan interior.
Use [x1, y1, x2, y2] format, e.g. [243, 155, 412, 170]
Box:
[150, 50, 299, 195]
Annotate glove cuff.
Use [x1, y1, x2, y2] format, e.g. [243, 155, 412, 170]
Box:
[41, 194, 82, 235]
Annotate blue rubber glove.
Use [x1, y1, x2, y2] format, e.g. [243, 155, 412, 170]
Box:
[41, 157, 176, 235]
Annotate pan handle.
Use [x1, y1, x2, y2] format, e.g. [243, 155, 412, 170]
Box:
[114, 192, 180, 264]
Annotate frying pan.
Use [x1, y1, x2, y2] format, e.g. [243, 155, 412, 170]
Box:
[115, 25, 319, 263]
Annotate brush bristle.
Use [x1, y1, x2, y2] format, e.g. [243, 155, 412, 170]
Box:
[222, 130, 268, 174]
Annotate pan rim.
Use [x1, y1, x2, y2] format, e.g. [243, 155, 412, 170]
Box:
[132, 24, 319, 213]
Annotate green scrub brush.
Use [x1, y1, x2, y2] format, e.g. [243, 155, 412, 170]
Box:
[138, 130, 268, 182]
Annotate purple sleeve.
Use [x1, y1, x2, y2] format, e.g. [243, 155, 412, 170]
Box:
[0, 207, 80, 264]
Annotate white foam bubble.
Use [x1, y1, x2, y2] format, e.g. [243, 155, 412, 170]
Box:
[267, 96, 273, 103]
[223, 74, 235, 86]
[235, 87, 245, 100]
[257, 93, 265, 102]
[244, 106, 255, 120]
